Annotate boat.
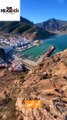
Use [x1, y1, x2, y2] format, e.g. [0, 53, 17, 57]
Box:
[46, 45, 55, 57]
[39, 45, 55, 59]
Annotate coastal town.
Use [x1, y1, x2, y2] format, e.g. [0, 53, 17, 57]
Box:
[0, 32, 55, 72]
[0, 32, 42, 71]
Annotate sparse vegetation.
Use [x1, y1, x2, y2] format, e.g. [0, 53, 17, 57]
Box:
[63, 60, 67, 66]
[39, 72, 52, 80]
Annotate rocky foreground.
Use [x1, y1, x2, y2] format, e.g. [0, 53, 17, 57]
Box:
[0, 50, 67, 120]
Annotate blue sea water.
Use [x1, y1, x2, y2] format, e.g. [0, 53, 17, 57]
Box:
[22, 34, 67, 59]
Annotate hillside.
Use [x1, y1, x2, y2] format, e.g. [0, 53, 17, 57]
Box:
[0, 50, 67, 120]
[0, 17, 54, 40]
[23, 26, 54, 40]
[36, 18, 67, 33]
[0, 17, 33, 34]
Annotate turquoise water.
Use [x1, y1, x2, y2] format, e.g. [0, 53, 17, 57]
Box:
[22, 34, 67, 59]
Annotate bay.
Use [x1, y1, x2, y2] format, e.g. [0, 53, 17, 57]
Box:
[22, 34, 67, 59]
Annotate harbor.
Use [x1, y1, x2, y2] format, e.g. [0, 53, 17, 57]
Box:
[20, 46, 55, 69]
[0, 34, 67, 71]
[0, 44, 55, 71]
[11, 34, 67, 70]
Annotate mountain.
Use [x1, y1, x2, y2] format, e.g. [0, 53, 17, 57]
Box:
[0, 17, 54, 40]
[36, 18, 67, 33]
[22, 26, 54, 40]
[0, 49, 67, 120]
[0, 17, 33, 34]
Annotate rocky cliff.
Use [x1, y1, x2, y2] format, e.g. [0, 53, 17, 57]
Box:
[0, 50, 67, 120]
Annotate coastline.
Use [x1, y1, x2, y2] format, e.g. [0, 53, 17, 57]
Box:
[50, 31, 67, 35]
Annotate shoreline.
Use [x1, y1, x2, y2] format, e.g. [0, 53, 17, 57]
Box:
[19, 33, 67, 64]
[50, 31, 67, 35]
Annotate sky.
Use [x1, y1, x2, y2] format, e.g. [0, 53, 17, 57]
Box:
[20, 0, 67, 23]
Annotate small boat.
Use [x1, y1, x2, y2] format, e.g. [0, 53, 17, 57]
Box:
[47, 45, 55, 57]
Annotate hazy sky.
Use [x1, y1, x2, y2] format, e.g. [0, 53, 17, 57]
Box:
[21, 0, 67, 23]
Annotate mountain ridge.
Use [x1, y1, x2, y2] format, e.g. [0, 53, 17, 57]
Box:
[0, 17, 54, 40]
[36, 18, 67, 33]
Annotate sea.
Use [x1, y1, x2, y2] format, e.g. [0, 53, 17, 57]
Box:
[21, 34, 67, 59]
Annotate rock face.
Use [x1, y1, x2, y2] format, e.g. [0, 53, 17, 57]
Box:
[0, 50, 67, 120]
[0, 47, 14, 63]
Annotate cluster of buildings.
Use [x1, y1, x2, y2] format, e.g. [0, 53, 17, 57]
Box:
[0, 33, 41, 50]
[0, 33, 42, 71]
[0, 33, 42, 57]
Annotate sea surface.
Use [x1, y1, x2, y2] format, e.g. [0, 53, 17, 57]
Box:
[22, 34, 67, 59]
